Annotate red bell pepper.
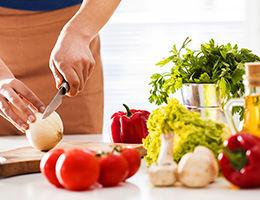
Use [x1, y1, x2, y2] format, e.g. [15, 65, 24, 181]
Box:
[218, 133, 260, 188]
[110, 104, 150, 144]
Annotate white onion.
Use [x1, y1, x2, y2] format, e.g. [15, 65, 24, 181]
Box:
[26, 112, 63, 151]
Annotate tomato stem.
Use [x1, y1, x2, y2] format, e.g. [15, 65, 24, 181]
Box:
[112, 145, 122, 154]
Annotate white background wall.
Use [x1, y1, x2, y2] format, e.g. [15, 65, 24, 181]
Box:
[246, 0, 260, 54]
[100, 0, 258, 138]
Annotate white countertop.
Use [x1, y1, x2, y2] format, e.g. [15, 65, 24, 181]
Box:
[0, 135, 260, 200]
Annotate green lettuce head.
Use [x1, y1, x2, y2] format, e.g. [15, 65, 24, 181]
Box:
[143, 98, 225, 166]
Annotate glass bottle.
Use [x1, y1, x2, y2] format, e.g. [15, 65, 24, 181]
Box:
[225, 62, 260, 136]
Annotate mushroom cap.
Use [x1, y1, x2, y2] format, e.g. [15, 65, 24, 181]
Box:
[177, 146, 219, 188]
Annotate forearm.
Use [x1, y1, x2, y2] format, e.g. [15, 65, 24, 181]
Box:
[67, 0, 121, 41]
[51, 0, 120, 95]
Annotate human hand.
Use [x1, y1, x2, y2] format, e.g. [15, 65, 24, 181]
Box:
[49, 21, 95, 97]
[0, 77, 45, 133]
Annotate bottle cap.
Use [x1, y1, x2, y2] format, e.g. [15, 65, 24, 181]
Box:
[245, 62, 260, 86]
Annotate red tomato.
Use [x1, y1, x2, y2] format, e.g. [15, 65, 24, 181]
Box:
[40, 148, 64, 188]
[98, 153, 129, 187]
[121, 148, 141, 179]
[55, 149, 100, 191]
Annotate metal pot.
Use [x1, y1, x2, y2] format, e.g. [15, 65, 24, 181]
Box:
[181, 83, 225, 123]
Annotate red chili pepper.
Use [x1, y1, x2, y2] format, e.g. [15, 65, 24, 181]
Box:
[218, 133, 260, 188]
[110, 104, 150, 144]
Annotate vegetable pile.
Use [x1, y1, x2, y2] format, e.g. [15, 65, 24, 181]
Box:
[149, 38, 260, 116]
[40, 147, 141, 191]
[147, 132, 219, 188]
[143, 98, 225, 166]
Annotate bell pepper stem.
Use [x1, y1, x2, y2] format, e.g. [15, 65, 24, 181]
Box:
[224, 148, 248, 171]
[123, 104, 132, 117]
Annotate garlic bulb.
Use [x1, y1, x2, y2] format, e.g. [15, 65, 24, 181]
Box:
[26, 112, 63, 151]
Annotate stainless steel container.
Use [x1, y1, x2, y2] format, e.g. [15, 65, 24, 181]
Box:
[181, 83, 225, 123]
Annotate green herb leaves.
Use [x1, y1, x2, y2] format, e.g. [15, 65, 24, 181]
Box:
[149, 37, 260, 106]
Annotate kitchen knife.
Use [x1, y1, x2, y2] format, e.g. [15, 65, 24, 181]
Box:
[42, 80, 69, 119]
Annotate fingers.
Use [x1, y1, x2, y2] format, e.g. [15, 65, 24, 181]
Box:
[0, 78, 45, 133]
[13, 80, 45, 113]
[0, 97, 28, 133]
[50, 47, 96, 97]
[1, 87, 36, 122]
[59, 67, 80, 97]
[0, 110, 25, 134]
[83, 50, 95, 82]
[51, 59, 81, 96]
[73, 64, 85, 92]
[52, 60, 95, 97]
[52, 59, 80, 96]
[49, 59, 63, 89]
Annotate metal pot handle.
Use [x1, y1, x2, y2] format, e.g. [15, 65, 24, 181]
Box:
[224, 98, 244, 134]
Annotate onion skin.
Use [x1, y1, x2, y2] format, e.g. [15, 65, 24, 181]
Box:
[26, 112, 63, 151]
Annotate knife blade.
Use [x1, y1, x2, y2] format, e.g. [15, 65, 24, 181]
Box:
[42, 81, 69, 119]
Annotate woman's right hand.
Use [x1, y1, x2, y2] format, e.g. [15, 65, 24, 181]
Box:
[0, 77, 45, 133]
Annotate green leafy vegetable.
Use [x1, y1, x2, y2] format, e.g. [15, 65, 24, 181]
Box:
[143, 98, 226, 166]
[149, 37, 260, 106]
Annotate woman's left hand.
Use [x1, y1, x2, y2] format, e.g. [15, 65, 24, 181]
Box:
[49, 21, 95, 97]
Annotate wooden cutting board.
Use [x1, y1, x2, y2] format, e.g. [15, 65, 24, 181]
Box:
[0, 141, 146, 178]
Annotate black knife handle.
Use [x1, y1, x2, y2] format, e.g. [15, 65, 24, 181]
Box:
[59, 80, 70, 95]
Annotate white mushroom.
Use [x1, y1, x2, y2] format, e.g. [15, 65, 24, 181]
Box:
[193, 146, 219, 182]
[148, 133, 177, 186]
[177, 146, 219, 188]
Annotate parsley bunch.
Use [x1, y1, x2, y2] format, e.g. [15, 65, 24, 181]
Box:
[149, 37, 260, 110]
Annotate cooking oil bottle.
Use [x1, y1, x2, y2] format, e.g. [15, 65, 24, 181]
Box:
[243, 63, 260, 136]
[225, 62, 260, 137]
